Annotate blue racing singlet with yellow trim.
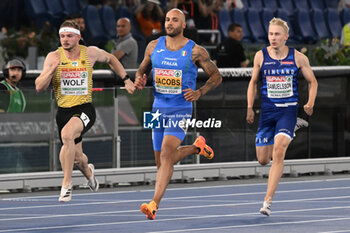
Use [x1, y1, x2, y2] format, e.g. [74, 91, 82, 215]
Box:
[260, 47, 299, 108]
[151, 36, 197, 107]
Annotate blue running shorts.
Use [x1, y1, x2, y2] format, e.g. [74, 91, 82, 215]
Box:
[152, 106, 192, 151]
[256, 105, 298, 146]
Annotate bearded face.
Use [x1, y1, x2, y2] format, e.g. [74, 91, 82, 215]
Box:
[166, 25, 182, 37]
[165, 10, 186, 38]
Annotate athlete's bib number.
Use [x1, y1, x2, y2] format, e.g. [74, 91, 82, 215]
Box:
[61, 71, 88, 95]
[154, 68, 182, 94]
[266, 75, 293, 98]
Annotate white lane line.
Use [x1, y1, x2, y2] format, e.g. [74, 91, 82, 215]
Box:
[1, 186, 350, 211]
[0, 206, 350, 233]
[0, 196, 350, 222]
[319, 230, 350, 233]
[3, 177, 350, 200]
[150, 217, 350, 233]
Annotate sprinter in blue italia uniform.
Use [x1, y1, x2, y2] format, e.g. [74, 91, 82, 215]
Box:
[150, 36, 197, 148]
[247, 18, 318, 216]
[135, 9, 222, 220]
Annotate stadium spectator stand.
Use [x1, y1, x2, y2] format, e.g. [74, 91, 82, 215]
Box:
[249, 0, 263, 9]
[44, 0, 68, 28]
[100, 5, 117, 39]
[324, 0, 338, 9]
[340, 8, 350, 26]
[326, 8, 343, 38]
[261, 8, 274, 34]
[15, 0, 350, 62]
[218, 8, 232, 39]
[262, 0, 278, 12]
[294, 0, 310, 12]
[61, 0, 83, 16]
[247, 8, 267, 43]
[25, 0, 52, 28]
[231, 8, 253, 43]
[312, 9, 332, 40]
[84, 5, 109, 45]
[295, 9, 318, 44]
[278, 0, 295, 17]
[308, 0, 325, 11]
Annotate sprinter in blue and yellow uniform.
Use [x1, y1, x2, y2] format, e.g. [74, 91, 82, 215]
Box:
[135, 8, 222, 220]
[35, 20, 135, 202]
[247, 18, 318, 216]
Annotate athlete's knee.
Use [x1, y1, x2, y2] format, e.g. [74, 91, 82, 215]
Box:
[61, 131, 75, 145]
[273, 145, 288, 160]
[258, 157, 271, 166]
[160, 145, 176, 163]
[271, 153, 285, 164]
[256, 150, 272, 165]
[274, 136, 290, 150]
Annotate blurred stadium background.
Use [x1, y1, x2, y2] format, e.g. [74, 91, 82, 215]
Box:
[0, 0, 349, 191]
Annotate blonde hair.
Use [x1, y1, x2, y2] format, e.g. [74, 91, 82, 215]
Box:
[269, 17, 289, 34]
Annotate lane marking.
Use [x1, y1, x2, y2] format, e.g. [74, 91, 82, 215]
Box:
[1, 186, 350, 211]
[320, 230, 350, 233]
[0, 196, 350, 221]
[1, 206, 350, 232]
[151, 217, 350, 233]
[3, 177, 350, 200]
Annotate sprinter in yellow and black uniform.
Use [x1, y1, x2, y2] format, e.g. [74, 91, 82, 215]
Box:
[35, 20, 135, 202]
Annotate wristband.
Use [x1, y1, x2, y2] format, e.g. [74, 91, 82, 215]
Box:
[123, 74, 130, 81]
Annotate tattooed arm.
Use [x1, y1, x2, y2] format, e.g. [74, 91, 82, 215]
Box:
[183, 44, 222, 102]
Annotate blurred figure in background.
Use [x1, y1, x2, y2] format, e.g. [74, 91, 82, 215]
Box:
[66, 14, 86, 45]
[169, 0, 213, 29]
[135, 0, 164, 37]
[214, 22, 247, 67]
[0, 59, 26, 113]
[338, 0, 350, 11]
[197, 0, 224, 45]
[0, 26, 8, 67]
[170, 0, 201, 28]
[341, 21, 350, 46]
[224, 0, 244, 10]
[112, 18, 138, 69]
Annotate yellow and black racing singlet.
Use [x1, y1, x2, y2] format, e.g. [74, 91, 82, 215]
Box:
[52, 45, 93, 108]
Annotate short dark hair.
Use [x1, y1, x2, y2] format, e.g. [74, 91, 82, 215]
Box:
[228, 23, 242, 32]
[60, 20, 80, 31]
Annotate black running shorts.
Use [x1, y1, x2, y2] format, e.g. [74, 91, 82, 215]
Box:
[56, 103, 96, 144]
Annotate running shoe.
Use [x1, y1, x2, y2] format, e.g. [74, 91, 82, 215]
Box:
[140, 200, 158, 220]
[58, 183, 72, 202]
[193, 136, 214, 159]
[293, 117, 309, 137]
[259, 198, 272, 216]
[87, 163, 99, 192]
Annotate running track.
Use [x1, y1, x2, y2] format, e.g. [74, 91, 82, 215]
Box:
[0, 176, 350, 233]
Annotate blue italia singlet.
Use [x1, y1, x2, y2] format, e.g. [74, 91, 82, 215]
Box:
[260, 47, 299, 108]
[150, 36, 198, 151]
[151, 36, 197, 108]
